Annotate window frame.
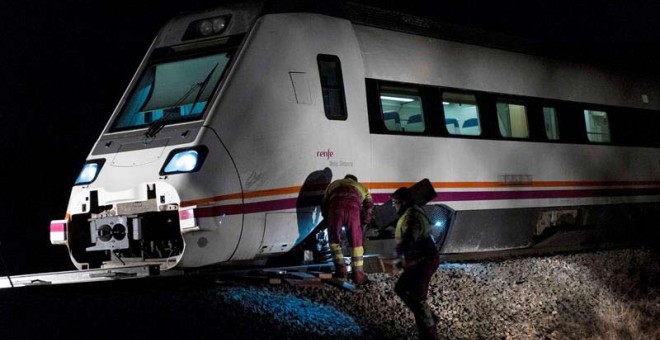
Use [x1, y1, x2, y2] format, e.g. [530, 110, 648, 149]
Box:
[378, 82, 428, 134]
[541, 105, 561, 141]
[317, 54, 348, 121]
[494, 97, 531, 140]
[367, 79, 431, 136]
[583, 108, 612, 144]
[109, 41, 239, 134]
[365, 78, 660, 148]
[440, 90, 484, 138]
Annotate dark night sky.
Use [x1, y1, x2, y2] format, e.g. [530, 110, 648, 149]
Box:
[0, 0, 659, 275]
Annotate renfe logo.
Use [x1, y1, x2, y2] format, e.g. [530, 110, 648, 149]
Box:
[317, 149, 334, 159]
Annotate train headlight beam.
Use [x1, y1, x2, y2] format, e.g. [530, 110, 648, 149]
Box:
[160, 146, 209, 175]
[74, 159, 105, 185]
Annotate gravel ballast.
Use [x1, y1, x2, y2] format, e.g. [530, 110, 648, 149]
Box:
[1, 247, 658, 339]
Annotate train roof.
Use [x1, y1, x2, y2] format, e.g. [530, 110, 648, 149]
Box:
[264, 1, 540, 56]
[156, 0, 652, 79]
[258, 0, 642, 77]
[162, 0, 542, 58]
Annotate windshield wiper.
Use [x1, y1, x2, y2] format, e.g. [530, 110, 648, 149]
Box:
[145, 63, 219, 138]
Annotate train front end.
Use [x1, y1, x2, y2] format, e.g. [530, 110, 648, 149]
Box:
[49, 3, 261, 270]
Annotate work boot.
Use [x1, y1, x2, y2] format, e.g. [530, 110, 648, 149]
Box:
[350, 246, 369, 285]
[352, 267, 371, 285]
[421, 325, 439, 340]
[418, 304, 439, 340]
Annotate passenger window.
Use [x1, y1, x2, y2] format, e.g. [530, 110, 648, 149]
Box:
[584, 109, 610, 142]
[497, 101, 529, 138]
[317, 54, 347, 120]
[379, 85, 425, 133]
[442, 92, 481, 136]
[543, 107, 560, 140]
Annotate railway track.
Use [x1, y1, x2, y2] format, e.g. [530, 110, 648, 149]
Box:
[0, 260, 354, 291]
[0, 231, 636, 291]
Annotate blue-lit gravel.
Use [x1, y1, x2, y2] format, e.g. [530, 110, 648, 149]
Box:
[217, 286, 362, 337]
[0, 248, 658, 339]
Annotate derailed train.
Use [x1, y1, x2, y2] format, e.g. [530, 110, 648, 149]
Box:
[50, 1, 660, 270]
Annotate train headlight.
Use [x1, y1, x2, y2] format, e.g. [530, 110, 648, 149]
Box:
[160, 146, 208, 175]
[74, 159, 105, 185]
[183, 15, 230, 41]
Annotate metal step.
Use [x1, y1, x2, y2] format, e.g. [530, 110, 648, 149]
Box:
[0, 265, 162, 289]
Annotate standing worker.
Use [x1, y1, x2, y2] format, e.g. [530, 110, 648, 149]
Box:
[391, 186, 441, 340]
[322, 174, 373, 285]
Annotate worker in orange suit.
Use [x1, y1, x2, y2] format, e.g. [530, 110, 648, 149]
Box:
[322, 174, 373, 285]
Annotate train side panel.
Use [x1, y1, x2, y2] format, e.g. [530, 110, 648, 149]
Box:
[197, 13, 370, 261]
[356, 24, 660, 253]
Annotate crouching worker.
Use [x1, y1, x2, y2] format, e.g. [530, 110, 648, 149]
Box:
[322, 174, 373, 285]
[391, 187, 440, 340]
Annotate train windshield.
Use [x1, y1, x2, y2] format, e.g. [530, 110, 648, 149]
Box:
[111, 51, 231, 131]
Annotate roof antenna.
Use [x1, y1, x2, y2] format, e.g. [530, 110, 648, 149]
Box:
[0, 240, 14, 288]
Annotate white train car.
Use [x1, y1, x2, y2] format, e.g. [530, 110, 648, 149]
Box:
[50, 1, 660, 270]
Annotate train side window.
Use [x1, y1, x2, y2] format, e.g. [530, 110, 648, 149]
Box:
[543, 107, 560, 140]
[379, 85, 425, 133]
[317, 54, 347, 120]
[584, 109, 611, 143]
[442, 92, 481, 136]
[496, 101, 529, 138]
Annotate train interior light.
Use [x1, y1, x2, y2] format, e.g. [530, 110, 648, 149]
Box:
[380, 95, 414, 103]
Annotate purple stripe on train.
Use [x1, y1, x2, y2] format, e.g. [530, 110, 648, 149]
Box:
[194, 187, 660, 217]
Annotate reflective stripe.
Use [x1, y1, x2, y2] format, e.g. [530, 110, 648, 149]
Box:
[351, 246, 364, 267]
[331, 243, 344, 261]
[350, 246, 364, 257]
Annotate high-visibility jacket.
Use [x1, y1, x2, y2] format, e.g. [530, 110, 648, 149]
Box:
[395, 205, 437, 262]
[322, 178, 373, 223]
[323, 178, 371, 203]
